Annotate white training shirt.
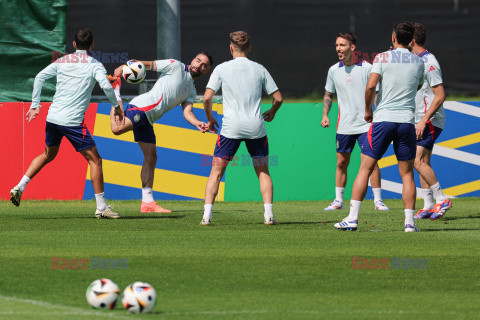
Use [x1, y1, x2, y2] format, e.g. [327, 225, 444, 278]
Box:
[325, 60, 372, 135]
[206, 57, 278, 139]
[129, 59, 196, 125]
[31, 50, 118, 126]
[415, 51, 446, 129]
[371, 48, 425, 124]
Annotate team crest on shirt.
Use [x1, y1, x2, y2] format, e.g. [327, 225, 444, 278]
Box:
[134, 114, 141, 123]
[346, 74, 354, 86]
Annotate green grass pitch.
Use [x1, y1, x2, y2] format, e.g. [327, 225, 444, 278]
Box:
[0, 199, 479, 319]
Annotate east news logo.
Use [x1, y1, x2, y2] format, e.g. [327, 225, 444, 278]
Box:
[351, 257, 428, 270]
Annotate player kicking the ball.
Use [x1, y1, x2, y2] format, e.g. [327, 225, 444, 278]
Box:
[10, 28, 123, 219]
[334, 22, 425, 232]
[200, 31, 283, 226]
[111, 53, 212, 213]
[322, 32, 388, 212]
[410, 22, 451, 220]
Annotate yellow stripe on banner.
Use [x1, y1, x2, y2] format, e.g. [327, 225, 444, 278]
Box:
[378, 155, 398, 169]
[436, 132, 480, 149]
[93, 114, 217, 155]
[193, 102, 223, 115]
[87, 160, 224, 201]
[442, 179, 480, 197]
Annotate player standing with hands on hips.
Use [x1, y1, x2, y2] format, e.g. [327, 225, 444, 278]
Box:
[10, 28, 123, 219]
[200, 31, 283, 226]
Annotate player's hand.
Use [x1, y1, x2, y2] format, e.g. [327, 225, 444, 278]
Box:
[113, 105, 125, 124]
[321, 115, 330, 128]
[26, 107, 40, 122]
[207, 118, 219, 133]
[113, 65, 124, 79]
[415, 120, 426, 139]
[364, 110, 373, 123]
[262, 109, 276, 122]
[195, 121, 209, 133]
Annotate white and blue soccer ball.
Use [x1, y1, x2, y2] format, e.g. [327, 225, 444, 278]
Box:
[86, 278, 120, 309]
[122, 281, 157, 313]
[122, 60, 146, 84]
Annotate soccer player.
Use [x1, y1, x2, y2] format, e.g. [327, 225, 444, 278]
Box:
[322, 32, 388, 211]
[410, 22, 451, 220]
[200, 31, 283, 226]
[10, 28, 123, 219]
[111, 53, 212, 213]
[334, 22, 425, 232]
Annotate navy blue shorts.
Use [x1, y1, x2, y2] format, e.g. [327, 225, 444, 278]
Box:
[125, 104, 156, 144]
[213, 135, 269, 160]
[417, 122, 442, 151]
[362, 122, 416, 161]
[336, 132, 368, 153]
[45, 121, 95, 152]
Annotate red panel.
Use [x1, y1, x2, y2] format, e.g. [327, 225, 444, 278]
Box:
[0, 102, 98, 200]
[0, 102, 24, 199]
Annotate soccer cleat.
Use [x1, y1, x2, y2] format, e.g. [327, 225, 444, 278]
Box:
[430, 199, 452, 220]
[405, 224, 421, 232]
[414, 209, 433, 220]
[10, 186, 22, 207]
[264, 217, 280, 225]
[374, 200, 389, 211]
[199, 218, 211, 226]
[140, 201, 172, 213]
[95, 205, 121, 219]
[324, 200, 345, 211]
[334, 218, 358, 231]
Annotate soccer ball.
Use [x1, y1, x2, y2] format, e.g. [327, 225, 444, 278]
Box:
[86, 278, 120, 309]
[122, 282, 157, 313]
[122, 60, 146, 84]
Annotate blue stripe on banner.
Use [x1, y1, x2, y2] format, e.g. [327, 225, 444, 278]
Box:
[460, 101, 480, 107]
[438, 110, 479, 142]
[96, 103, 224, 130]
[83, 181, 200, 200]
[94, 136, 224, 181]
[457, 142, 480, 154]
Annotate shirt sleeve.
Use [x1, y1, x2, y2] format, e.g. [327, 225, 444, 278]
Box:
[425, 63, 443, 87]
[184, 85, 196, 104]
[31, 62, 58, 109]
[325, 67, 335, 93]
[371, 55, 383, 76]
[94, 64, 119, 107]
[262, 67, 278, 95]
[154, 59, 176, 73]
[206, 67, 221, 93]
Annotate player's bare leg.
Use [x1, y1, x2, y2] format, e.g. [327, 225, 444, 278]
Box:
[334, 155, 377, 231]
[11, 145, 59, 206]
[138, 142, 171, 213]
[368, 161, 389, 211]
[201, 157, 228, 225]
[398, 159, 419, 231]
[80, 146, 119, 219]
[414, 145, 450, 219]
[325, 152, 349, 210]
[253, 156, 278, 225]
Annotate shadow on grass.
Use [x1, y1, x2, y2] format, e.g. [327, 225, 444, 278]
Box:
[279, 221, 338, 225]
[420, 228, 480, 232]
[23, 215, 187, 220]
[119, 214, 186, 220]
[442, 215, 480, 221]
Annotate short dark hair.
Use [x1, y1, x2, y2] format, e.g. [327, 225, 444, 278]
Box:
[230, 31, 251, 52]
[74, 28, 94, 50]
[198, 51, 214, 67]
[336, 32, 357, 45]
[393, 22, 415, 46]
[412, 22, 427, 46]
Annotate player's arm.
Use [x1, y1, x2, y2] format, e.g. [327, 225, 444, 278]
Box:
[203, 88, 219, 133]
[28, 62, 58, 122]
[262, 90, 283, 122]
[321, 91, 334, 128]
[95, 66, 123, 123]
[415, 84, 446, 138]
[182, 101, 208, 133]
[365, 73, 381, 123]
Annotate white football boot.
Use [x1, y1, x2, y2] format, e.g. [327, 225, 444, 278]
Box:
[95, 205, 121, 219]
[324, 199, 345, 211]
[10, 186, 22, 207]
